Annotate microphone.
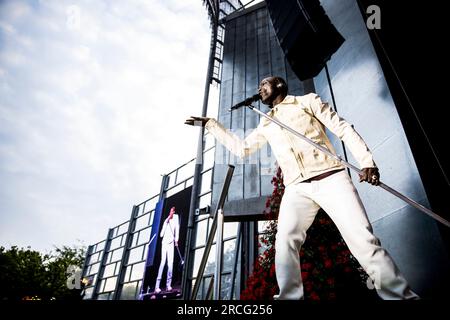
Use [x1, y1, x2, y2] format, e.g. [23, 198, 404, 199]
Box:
[229, 94, 261, 111]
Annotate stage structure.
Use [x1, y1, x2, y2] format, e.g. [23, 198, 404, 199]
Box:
[80, 0, 247, 300]
[81, 0, 450, 300]
[209, 0, 449, 298]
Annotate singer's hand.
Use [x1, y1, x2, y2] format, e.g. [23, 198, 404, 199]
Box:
[184, 116, 210, 127]
[359, 167, 380, 186]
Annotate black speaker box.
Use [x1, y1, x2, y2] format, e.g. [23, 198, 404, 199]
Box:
[266, 0, 345, 80]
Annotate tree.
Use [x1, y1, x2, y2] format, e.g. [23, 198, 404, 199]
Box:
[0, 244, 86, 300]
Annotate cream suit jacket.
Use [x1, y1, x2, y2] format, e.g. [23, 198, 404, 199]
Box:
[205, 93, 376, 186]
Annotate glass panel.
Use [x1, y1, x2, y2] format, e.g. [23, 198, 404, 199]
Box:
[221, 274, 232, 300]
[193, 249, 204, 277]
[103, 263, 115, 278]
[207, 217, 214, 236]
[192, 278, 202, 300]
[97, 292, 111, 300]
[91, 274, 97, 287]
[137, 203, 145, 215]
[120, 282, 138, 300]
[130, 233, 138, 247]
[130, 262, 146, 281]
[98, 279, 106, 292]
[185, 177, 193, 188]
[94, 241, 106, 253]
[124, 266, 132, 283]
[195, 278, 204, 300]
[82, 287, 94, 299]
[136, 280, 143, 297]
[167, 172, 176, 188]
[149, 211, 154, 226]
[200, 170, 212, 194]
[222, 239, 236, 273]
[203, 149, 215, 170]
[203, 276, 213, 300]
[117, 222, 129, 235]
[223, 222, 238, 239]
[205, 244, 216, 275]
[144, 197, 158, 213]
[204, 132, 215, 150]
[112, 227, 119, 237]
[110, 235, 122, 250]
[89, 262, 100, 275]
[174, 160, 195, 185]
[134, 213, 150, 231]
[166, 183, 184, 198]
[85, 265, 91, 276]
[114, 261, 121, 276]
[198, 193, 211, 209]
[232, 267, 240, 300]
[128, 246, 144, 264]
[89, 252, 100, 264]
[104, 277, 117, 292]
[110, 248, 124, 262]
[103, 251, 111, 264]
[195, 219, 207, 247]
[138, 227, 151, 245]
[142, 245, 148, 263]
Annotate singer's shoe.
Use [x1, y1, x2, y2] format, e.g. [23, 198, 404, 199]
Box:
[167, 286, 173, 292]
[155, 288, 161, 294]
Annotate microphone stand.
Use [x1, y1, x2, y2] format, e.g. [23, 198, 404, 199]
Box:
[167, 217, 185, 265]
[234, 103, 450, 228]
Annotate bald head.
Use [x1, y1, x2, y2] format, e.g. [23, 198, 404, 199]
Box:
[258, 76, 288, 107]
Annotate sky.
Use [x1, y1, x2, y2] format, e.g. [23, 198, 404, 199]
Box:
[0, 0, 221, 253]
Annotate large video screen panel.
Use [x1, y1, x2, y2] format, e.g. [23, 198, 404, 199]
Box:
[140, 186, 192, 299]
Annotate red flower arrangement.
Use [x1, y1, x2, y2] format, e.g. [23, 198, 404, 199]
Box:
[241, 167, 376, 300]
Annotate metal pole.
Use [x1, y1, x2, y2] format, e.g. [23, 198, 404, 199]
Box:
[247, 105, 450, 228]
[214, 208, 224, 300]
[206, 275, 215, 300]
[112, 206, 139, 300]
[182, 14, 219, 299]
[191, 165, 235, 300]
[229, 222, 242, 299]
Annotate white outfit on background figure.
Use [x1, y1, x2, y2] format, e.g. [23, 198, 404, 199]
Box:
[155, 213, 179, 292]
[205, 93, 419, 300]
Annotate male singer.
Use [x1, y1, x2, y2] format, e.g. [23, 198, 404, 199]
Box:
[185, 76, 419, 300]
[154, 206, 179, 293]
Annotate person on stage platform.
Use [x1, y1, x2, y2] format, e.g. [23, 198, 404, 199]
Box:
[154, 206, 179, 294]
[185, 76, 419, 300]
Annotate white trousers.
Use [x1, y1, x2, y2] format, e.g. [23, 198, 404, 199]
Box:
[155, 242, 174, 289]
[274, 170, 419, 300]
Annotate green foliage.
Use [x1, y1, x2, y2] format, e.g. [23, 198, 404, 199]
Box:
[0, 245, 86, 300]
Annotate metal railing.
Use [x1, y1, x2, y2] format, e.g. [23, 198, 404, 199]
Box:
[191, 165, 235, 300]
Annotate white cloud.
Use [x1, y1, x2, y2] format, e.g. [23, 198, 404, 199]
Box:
[0, 0, 212, 252]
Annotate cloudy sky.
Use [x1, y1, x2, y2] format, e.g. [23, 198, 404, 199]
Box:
[0, 0, 222, 253]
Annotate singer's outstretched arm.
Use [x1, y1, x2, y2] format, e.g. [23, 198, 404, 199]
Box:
[185, 116, 267, 159]
[184, 116, 210, 127]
